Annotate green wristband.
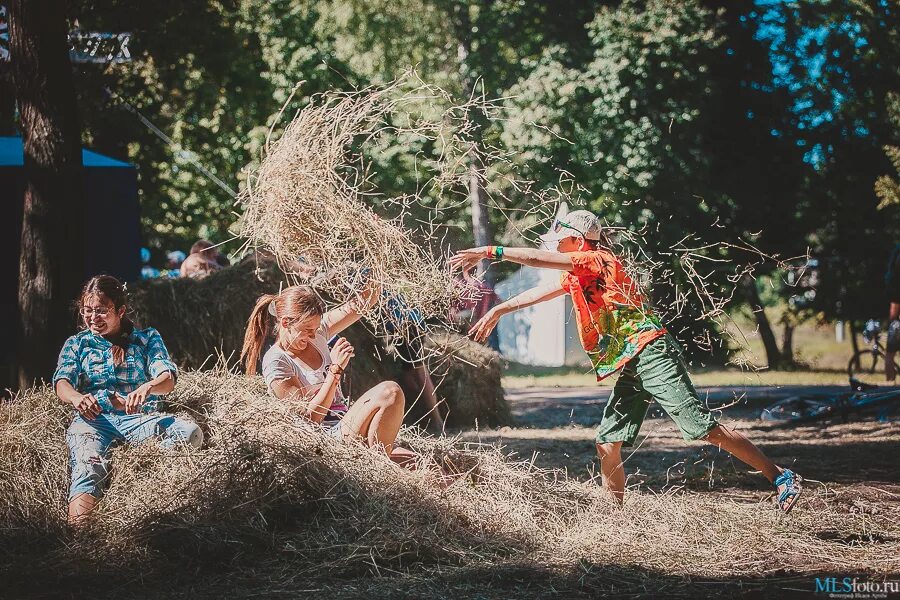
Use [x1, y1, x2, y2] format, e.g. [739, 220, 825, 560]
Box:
[496, 246, 504, 260]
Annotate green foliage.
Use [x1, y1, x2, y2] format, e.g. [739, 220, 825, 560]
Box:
[316, 0, 456, 88]
[875, 92, 900, 210]
[760, 0, 900, 320]
[57, 0, 900, 331]
[72, 0, 354, 253]
[315, 0, 607, 250]
[503, 0, 724, 218]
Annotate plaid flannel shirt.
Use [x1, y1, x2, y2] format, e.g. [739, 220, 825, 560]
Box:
[53, 327, 177, 414]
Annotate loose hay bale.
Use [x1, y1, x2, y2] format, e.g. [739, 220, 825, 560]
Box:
[236, 79, 469, 341]
[423, 332, 511, 428]
[126, 261, 509, 428]
[126, 260, 283, 369]
[0, 370, 576, 579]
[0, 385, 70, 534]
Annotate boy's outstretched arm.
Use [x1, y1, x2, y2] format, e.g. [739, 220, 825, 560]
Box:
[469, 282, 566, 342]
[450, 246, 574, 272]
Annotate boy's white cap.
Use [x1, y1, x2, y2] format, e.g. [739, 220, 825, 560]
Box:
[539, 209, 602, 244]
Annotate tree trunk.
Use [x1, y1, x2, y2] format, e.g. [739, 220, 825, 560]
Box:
[848, 320, 861, 371]
[0, 69, 16, 135]
[468, 161, 494, 284]
[742, 276, 782, 369]
[780, 317, 795, 367]
[9, 0, 85, 389]
[454, 3, 494, 285]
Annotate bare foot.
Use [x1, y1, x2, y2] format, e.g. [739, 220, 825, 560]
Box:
[389, 446, 418, 471]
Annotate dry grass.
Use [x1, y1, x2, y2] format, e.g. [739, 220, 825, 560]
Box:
[502, 316, 862, 389]
[724, 309, 859, 373]
[236, 78, 472, 344]
[1, 370, 897, 598]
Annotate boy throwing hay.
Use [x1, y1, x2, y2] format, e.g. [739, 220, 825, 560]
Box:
[450, 210, 802, 512]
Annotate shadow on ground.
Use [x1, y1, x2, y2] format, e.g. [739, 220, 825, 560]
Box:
[503, 385, 860, 428]
[464, 418, 900, 491]
[4, 556, 863, 599]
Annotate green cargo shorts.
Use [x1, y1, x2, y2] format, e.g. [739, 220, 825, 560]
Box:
[595, 333, 718, 447]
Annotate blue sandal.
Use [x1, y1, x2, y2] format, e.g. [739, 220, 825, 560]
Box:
[774, 469, 802, 513]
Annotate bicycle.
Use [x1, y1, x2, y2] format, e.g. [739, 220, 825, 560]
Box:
[846, 319, 900, 387]
[760, 376, 900, 426]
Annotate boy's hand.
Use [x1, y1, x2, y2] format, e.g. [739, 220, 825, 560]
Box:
[449, 247, 488, 273]
[468, 307, 502, 343]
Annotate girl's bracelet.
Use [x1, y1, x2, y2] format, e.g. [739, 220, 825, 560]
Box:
[328, 364, 345, 377]
[487, 246, 505, 260]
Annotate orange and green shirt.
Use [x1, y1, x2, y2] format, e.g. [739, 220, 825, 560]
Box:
[560, 250, 666, 380]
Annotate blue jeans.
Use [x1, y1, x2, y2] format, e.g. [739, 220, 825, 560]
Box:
[66, 412, 203, 501]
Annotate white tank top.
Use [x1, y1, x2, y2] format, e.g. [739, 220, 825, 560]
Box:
[261, 330, 348, 422]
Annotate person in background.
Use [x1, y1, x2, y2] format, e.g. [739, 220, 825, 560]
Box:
[140, 247, 160, 280]
[163, 250, 186, 278]
[55, 275, 203, 525]
[338, 268, 446, 432]
[884, 244, 900, 381]
[180, 239, 226, 279]
[382, 295, 446, 432]
[453, 270, 501, 351]
[193, 239, 230, 267]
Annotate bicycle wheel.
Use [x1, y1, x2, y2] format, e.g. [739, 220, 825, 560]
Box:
[848, 350, 896, 387]
[760, 395, 836, 424]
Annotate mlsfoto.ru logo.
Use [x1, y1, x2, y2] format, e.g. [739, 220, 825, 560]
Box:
[815, 577, 900, 595]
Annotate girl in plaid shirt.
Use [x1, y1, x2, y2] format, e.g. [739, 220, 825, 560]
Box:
[54, 275, 202, 524]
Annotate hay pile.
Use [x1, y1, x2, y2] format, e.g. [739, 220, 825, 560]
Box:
[1, 370, 898, 598]
[423, 332, 510, 427]
[126, 261, 509, 428]
[237, 79, 474, 341]
[0, 370, 590, 591]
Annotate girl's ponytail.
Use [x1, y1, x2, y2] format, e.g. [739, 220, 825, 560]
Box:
[241, 294, 277, 376]
[242, 286, 326, 376]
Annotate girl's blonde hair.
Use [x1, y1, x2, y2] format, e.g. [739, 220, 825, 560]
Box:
[241, 286, 326, 375]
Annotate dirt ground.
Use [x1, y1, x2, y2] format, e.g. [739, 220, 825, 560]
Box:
[457, 383, 900, 597]
[463, 384, 899, 496]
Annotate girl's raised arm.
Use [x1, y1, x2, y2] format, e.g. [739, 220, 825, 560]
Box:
[322, 282, 380, 336]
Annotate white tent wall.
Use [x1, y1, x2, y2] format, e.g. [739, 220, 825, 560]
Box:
[495, 266, 588, 367]
[564, 308, 587, 366]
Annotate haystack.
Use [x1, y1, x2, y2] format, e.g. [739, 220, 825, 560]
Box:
[126, 260, 510, 428]
[2, 370, 897, 598]
[0, 369, 589, 593]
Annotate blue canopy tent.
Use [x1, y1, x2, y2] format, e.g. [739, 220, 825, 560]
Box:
[1, 136, 140, 389]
